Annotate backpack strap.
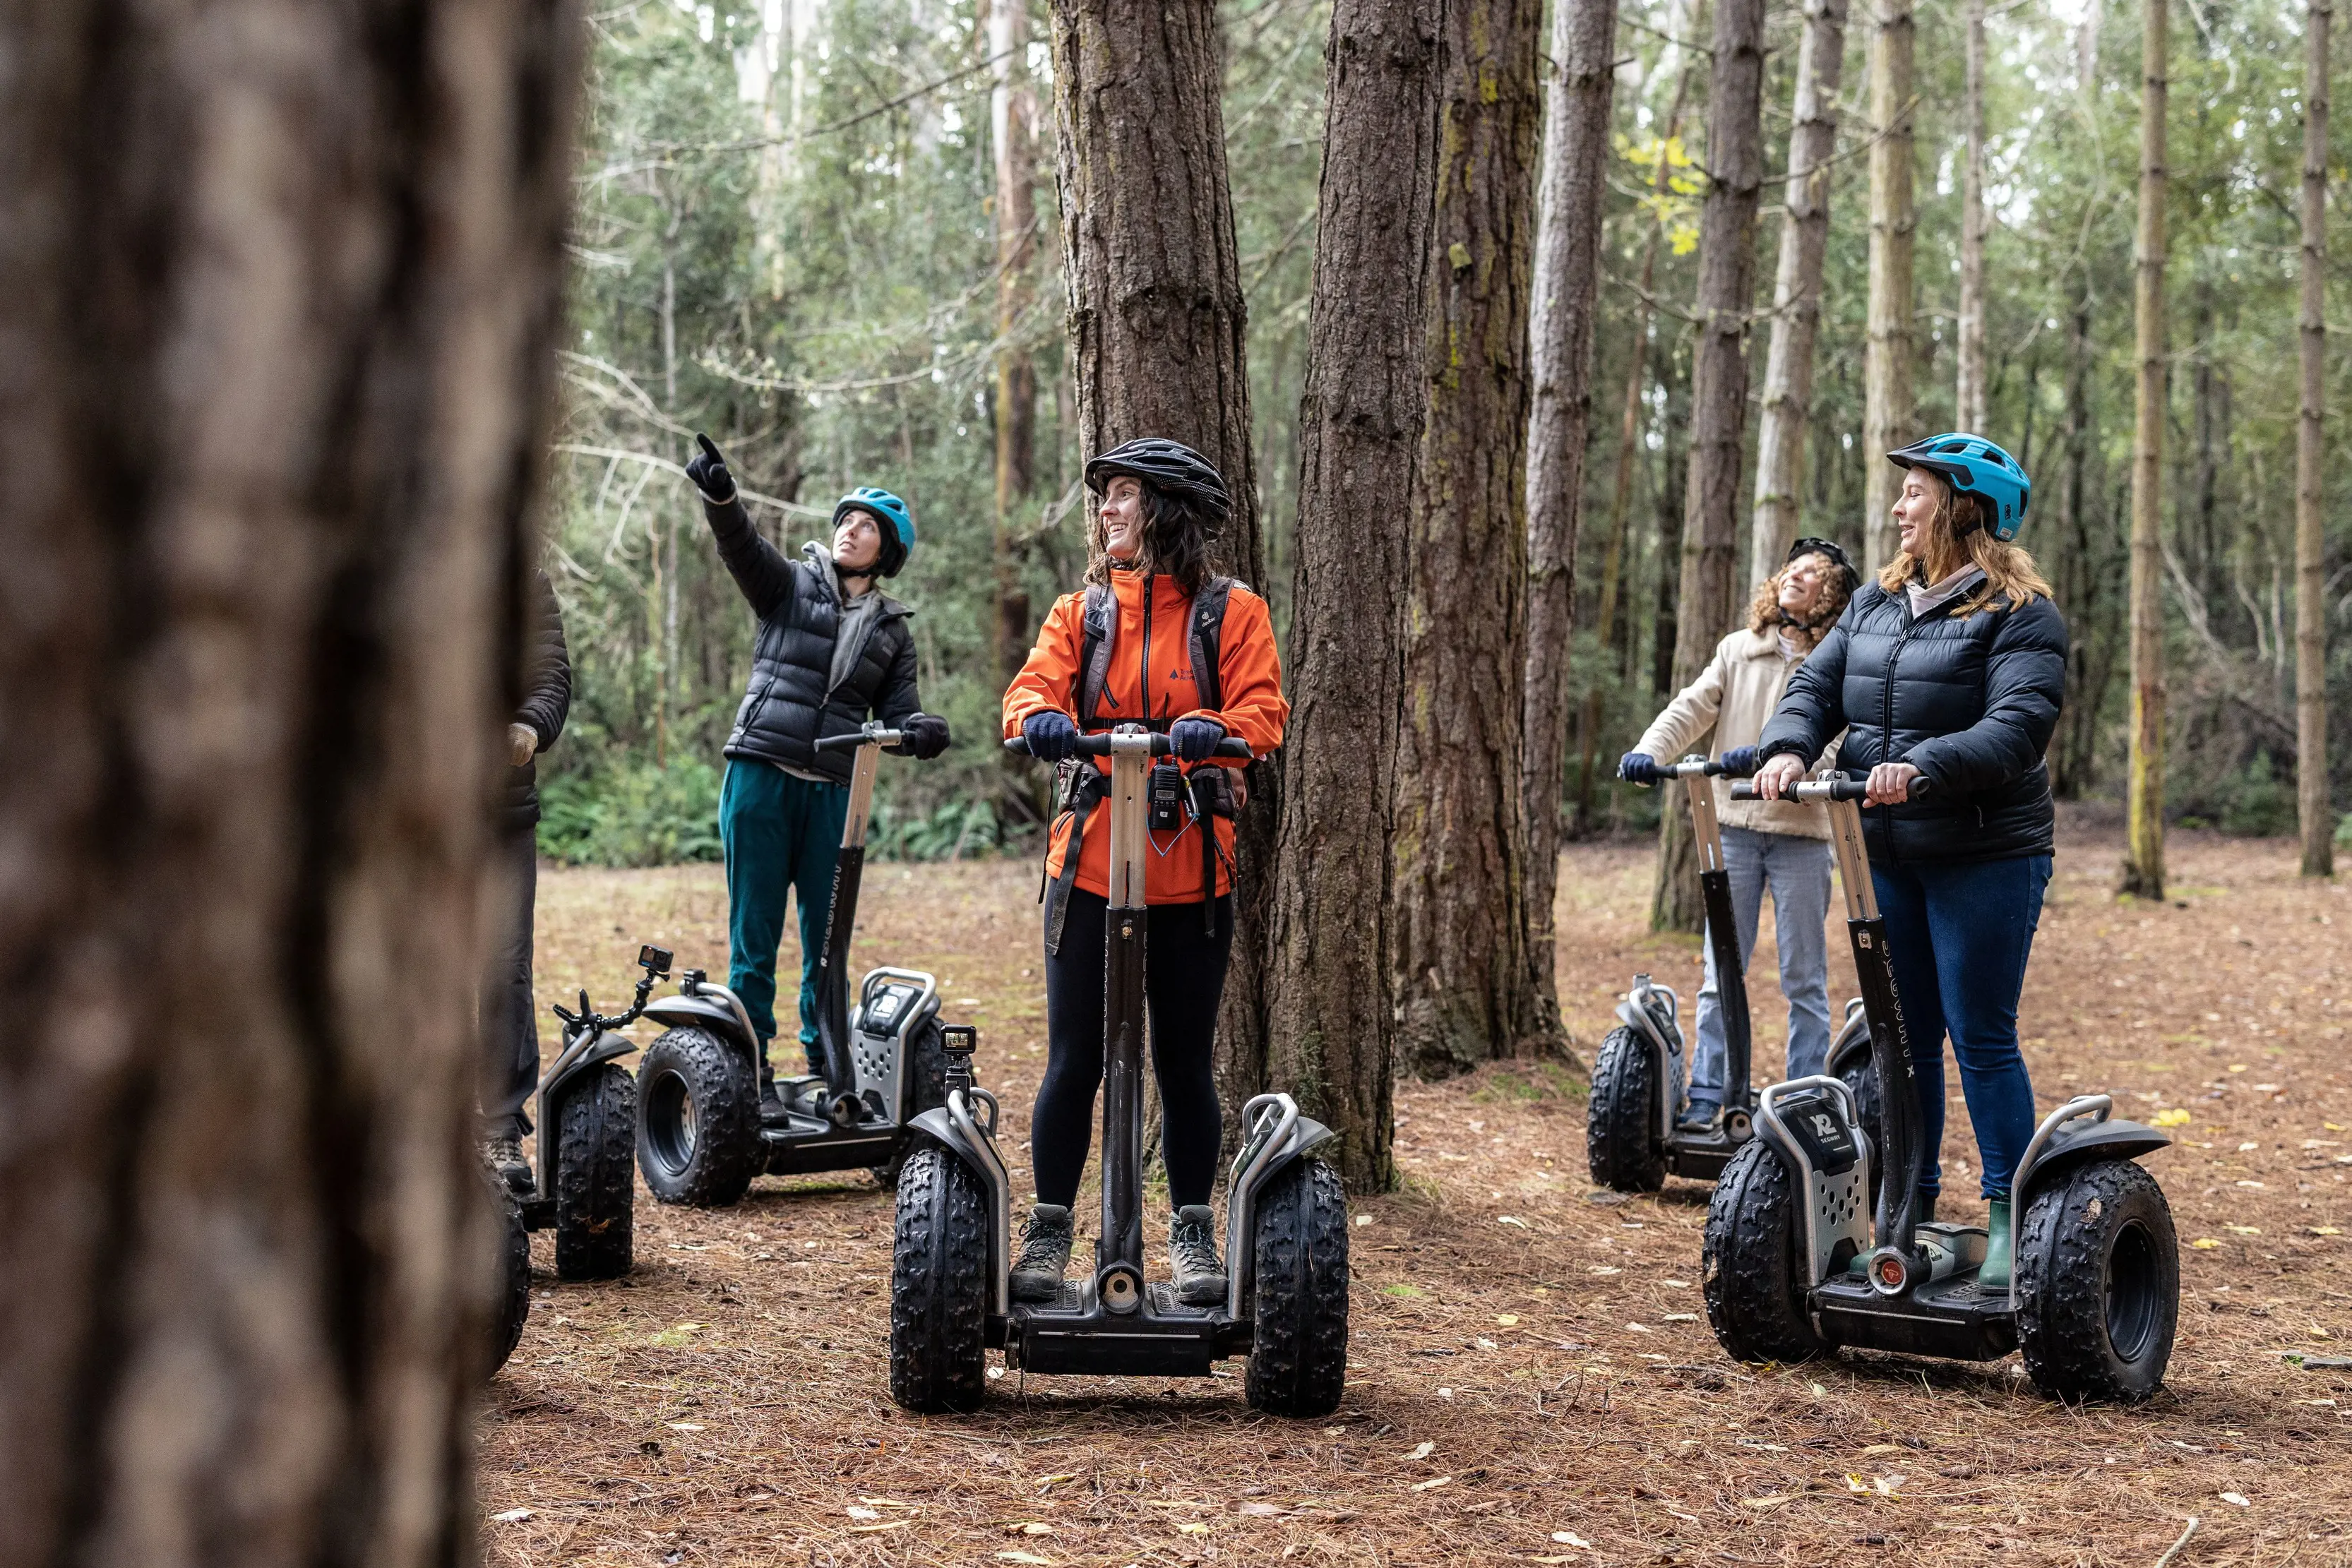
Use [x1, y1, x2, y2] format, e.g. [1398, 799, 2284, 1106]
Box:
[1184, 576, 1238, 716]
[1076, 583, 1116, 726]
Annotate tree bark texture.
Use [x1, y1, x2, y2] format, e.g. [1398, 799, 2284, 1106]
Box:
[1957, 0, 1989, 434]
[2123, 0, 2169, 900]
[1392, 0, 1546, 1077]
[2298, 0, 2334, 878]
[1269, 0, 1445, 1192]
[1749, 0, 1849, 587]
[990, 0, 1040, 685]
[1863, 0, 1918, 570]
[1652, 0, 1767, 937]
[1047, 0, 1277, 1125]
[0, 0, 582, 1560]
[1520, 0, 1620, 1053]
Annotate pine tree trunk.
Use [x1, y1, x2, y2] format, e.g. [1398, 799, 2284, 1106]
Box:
[1863, 0, 1918, 570]
[1652, 0, 1767, 938]
[1392, 0, 1545, 1077]
[1957, 0, 1989, 433]
[2121, 0, 2169, 901]
[1748, 0, 1849, 587]
[991, 0, 1040, 685]
[0, 0, 582, 1557]
[2049, 290, 2103, 799]
[2298, 0, 2335, 878]
[1521, 0, 1620, 1053]
[1048, 0, 1275, 1122]
[1268, 0, 1445, 1191]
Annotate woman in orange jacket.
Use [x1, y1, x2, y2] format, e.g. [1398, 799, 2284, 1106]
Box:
[1001, 438, 1288, 1306]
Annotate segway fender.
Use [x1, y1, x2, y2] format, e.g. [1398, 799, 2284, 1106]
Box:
[643, 992, 758, 1053]
[543, 1031, 638, 1108]
[1224, 1095, 1339, 1319]
[2015, 1118, 2171, 1196]
[1615, 994, 1685, 1143]
[909, 1096, 1012, 1318]
[1825, 1000, 1871, 1077]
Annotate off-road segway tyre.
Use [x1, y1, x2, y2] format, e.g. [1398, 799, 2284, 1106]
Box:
[1587, 1026, 1666, 1192]
[889, 1144, 991, 1413]
[554, 1061, 638, 1280]
[1702, 1139, 1827, 1365]
[1245, 1157, 1350, 1418]
[485, 1163, 531, 1378]
[636, 1026, 762, 1208]
[2014, 1158, 2178, 1404]
[869, 1019, 953, 1188]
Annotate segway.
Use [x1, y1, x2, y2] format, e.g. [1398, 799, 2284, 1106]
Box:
[635, 723, 955, 1208]
[507, 942, 671, 1279]
[1589, 756, 1878, 1191]
[888, 724, 1350, 1417]
[1703, 775, 2180, 1402]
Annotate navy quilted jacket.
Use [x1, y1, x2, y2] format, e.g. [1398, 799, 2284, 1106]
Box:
[704, 496, 920, 785]
[1756, 580, 2067, 863]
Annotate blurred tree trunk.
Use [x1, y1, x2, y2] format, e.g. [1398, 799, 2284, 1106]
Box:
[1862, 0, 1917, 570]
[1956, 0, 1988, 434]
[1649, 335, 1693, 700]
[2298, 0, 2334, 878]
[989, 0, 1039, 687]
[1652, 0, 1767, 938]
[1392, 0, 1545, 1076]
[2048, 289, 2106, 799]
[0, 0, 581, 1558]
[1521, 0, 1620, 1053]
[2122, 0, 2169, 901]
[1269, 0, 1445, 1192]
[1048, 0, 1275, 1125]
[1749, 0, 1850, 586]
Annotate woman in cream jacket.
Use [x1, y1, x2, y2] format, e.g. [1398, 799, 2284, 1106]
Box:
[1617, 539, 1856, 1130]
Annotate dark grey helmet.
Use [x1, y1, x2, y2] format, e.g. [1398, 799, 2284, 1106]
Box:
[1082, 438, 1231, 537]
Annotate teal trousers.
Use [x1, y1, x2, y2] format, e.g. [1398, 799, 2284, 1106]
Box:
[720, 759, 850, 1066]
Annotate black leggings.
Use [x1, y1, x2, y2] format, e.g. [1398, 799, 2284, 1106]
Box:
[1032, 890, 1231, 1210]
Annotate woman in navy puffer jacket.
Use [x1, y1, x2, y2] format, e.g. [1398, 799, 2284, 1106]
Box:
[1754, 433, 2064, 1289]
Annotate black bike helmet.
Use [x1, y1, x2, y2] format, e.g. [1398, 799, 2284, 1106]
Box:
[1083, 438, 1231, 537]
[1786, 536, 1861, 595]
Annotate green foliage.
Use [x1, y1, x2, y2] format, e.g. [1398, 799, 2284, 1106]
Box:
[2215, 751, 2298, 839]
[539, 755, 724, 867]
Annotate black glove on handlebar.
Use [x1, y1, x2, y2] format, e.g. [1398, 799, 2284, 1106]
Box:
[686, 433, 736, 504]
[1618, 751, 1661, 787]
[1169, 716, 1225, 763]
[1717, 745, 1759, 777]
[897, 712, 950, 760]
[1022, 711, 1078, 762]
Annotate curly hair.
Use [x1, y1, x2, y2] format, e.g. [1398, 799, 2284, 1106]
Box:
[1746, 550, 1854, 651]
[1084, 479, 1215, 596]
[1875, 469, 2052, 615]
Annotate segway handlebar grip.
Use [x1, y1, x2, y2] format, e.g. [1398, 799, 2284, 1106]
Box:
[814, 726, 902, 753]
[1729, 776, 1937, 803]
[1002, 734, 1255, 761]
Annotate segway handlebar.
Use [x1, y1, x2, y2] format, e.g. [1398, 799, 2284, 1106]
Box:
[813, 723, 905, 753]
[1653, 755, 1754, 781]
[1729, 775, 1936, 803]
[1003, 733, 1254, 761]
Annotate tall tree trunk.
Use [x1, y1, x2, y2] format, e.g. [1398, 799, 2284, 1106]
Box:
[2121, 0, 2169, 901]
[1863, 0, 1918, 570]
[1269, 0, 1445, 1191]
[0, 0, 581, 1557]
[1957, 0, 1989, 433]
[1392, 0, 1545, 1077]
[1650, 335, 1692, 700]
[1652, 0, 1768, 937]
[1749, 0, 1850, 586]
[1521, 0, 1620, 1053]
[2298, 0, 2335, 878]
[1048, 0, 1275, 1125]
[990, 0, 1040, 685]
[2049, 288, 2103, 799]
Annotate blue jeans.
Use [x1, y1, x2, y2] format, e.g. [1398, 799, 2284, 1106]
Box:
[720, 760, 851, 1061]
[1691, 827, 1833, 1106]
[1872, 854, 2053, 1199]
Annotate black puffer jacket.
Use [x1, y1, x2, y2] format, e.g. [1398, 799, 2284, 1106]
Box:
[1757, 579, 2067, 863]
[705, 496, 920, 784]
[506, 568, 571, 830]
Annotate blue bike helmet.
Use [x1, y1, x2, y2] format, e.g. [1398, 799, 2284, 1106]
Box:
[1886, 433, 2031, 541]
[832, 486, 916, 576]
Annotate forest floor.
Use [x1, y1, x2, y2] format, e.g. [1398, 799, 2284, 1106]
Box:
[484, 817, 2351, 1567]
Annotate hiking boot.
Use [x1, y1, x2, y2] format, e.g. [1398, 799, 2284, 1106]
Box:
[1169, 1205, 1227, 1307]
[482, 1132, 533, 1199]
[1676, 1099, 1721, 1135]
[1010, 1204, 1075, 1303]
[1912, 1189, 1937, 1226]
[1978, 1196, 2014, 1291]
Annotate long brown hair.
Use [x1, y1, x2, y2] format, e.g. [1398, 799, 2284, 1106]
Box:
[1876, 468, 2053, 615]
[1083, 480, 1214, 596]
[1746, 551, 1854, 652]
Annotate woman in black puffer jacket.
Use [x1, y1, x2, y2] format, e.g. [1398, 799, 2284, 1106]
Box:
[1754, 433, 2063, 1289]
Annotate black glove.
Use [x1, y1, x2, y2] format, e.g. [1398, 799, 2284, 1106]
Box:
[686, 433, 736, 504]
[897, 712, 950, 760]
[1170, 716, 1225, 763]
[1618, 752, 1661, 787]
[1022, 711, 1079, 762]
[1717, 746, 1760, 777]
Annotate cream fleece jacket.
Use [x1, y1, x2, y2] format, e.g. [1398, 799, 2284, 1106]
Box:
[1634, 626, 1843, 839]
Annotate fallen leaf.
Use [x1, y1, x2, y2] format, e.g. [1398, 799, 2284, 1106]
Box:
[1003, 1521, 1053, 1536]
[490, 1509, 533, 1524]
[1873, 1474, 1907, 1496]
[1402, 1441, 1436, 1461]
[2226, 1224, 2262, 1235]
[1411, 1475, 1453, 1492]
[1176, 1521, 1212, 1534]
[847, 1507, 881, 1522]
[1497, 1314, 1521, 1326]
[2312, 1227, 2343, 1237]
[1625, 1322, 1653, 1333]
[1858, 1444, 1907, 1456]
[2220, 1492, 2252, 1508]
[849, 1521, 909, 1533]
[2152, 1108, 2192, 1127]
[856, 1497, 909, 1508]
[1034, 1475, 1077, 1492]
[1498, 1216, 1529, 1228]
[2192, 1238, 2222, 1250]
[1741, 1496, 1791, 1511]
[1550, 1531, 1594, 1548]
[1237, 1502, 1287, 1517]
[666, 1421, 704, 1432]
[1661, 1313, 1699, 1323]
[1588, 1266, 1622, 1276]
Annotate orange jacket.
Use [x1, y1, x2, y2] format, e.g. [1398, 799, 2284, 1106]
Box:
[1003, 570, 1287, 903]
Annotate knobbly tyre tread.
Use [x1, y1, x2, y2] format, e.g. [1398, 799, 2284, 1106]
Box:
[889, 1144, 990, 1413]
[2015, 1159, 2178, 1404]
[1587, 1026, 1666, 1192]
[635, 1026, 762, 1208]
[1702, 1138, 1826, 1365]
[870, 1018, 953, 1187]
[486, 1161, 530, 1377]
[1245, 1158, 1350, 1418]
[554, 1062, 638, 1279]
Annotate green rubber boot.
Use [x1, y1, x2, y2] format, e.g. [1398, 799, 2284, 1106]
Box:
[1978, 1197, 2014, 1291]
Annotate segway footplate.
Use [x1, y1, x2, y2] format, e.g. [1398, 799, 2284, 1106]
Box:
[1812, 1272, 2019, 1361]
[1006, 1291, 1246, 1377]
